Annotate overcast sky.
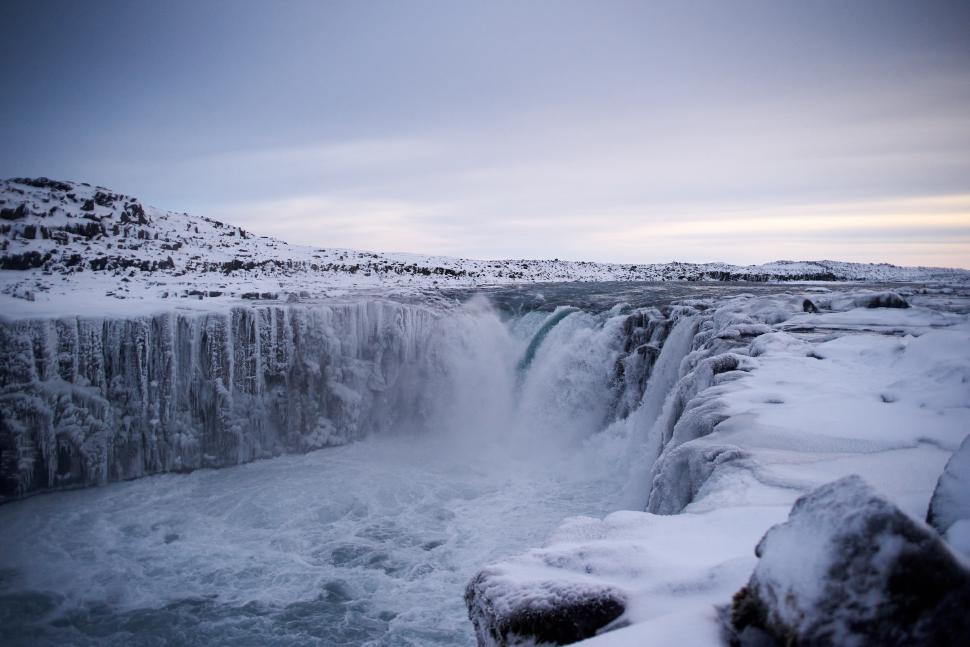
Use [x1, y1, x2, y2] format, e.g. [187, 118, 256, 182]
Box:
[2, 1, 969, 267]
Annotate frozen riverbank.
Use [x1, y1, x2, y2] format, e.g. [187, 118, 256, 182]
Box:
[467, 288, 970, 646]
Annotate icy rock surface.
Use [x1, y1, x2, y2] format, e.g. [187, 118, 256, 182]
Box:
[731, 475, 970, 647]
[0, 301, 441, 499]
[927, 435, 970, 557]
[465, 569, 625, 647]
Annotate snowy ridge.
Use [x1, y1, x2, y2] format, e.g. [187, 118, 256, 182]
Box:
[2, 177, 968, 316]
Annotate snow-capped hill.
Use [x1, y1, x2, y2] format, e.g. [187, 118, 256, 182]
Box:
[1, 177, 967, 314]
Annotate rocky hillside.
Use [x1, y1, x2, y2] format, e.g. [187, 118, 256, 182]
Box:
[1, 177, 966, 313]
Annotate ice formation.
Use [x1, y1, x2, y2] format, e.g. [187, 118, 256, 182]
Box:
[0, 302, 443, 499]
[0, 288, 705, 645]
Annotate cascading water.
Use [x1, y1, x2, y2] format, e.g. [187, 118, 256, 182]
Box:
[0, 293, 700, 646]
[515, 306, 580, 373]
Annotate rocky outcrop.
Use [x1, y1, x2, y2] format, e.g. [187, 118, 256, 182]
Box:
[731, 475, 970, 646]
[856, 291, 910, 309]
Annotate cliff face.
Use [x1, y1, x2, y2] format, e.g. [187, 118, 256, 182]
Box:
[0, 301, 439, 500]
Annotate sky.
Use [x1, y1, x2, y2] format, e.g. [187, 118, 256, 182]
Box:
[2, 0, 969, 268]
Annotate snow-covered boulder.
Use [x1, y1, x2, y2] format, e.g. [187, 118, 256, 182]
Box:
[731, 475, 970, 646]
[927, 435, 970, 558]
[465, 569, 625, 646]
[855, 291, 910, 309]
[812, 290, 911, 312]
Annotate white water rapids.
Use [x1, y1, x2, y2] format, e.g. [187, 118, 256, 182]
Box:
[0, 298, 693, 646]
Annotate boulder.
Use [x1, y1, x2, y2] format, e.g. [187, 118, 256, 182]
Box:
[465, 569, 625, 646]
[855, 291, 909, 309]
[731, 475, 970, 646]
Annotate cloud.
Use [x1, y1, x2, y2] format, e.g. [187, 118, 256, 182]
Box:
[207, 194, 459, 255]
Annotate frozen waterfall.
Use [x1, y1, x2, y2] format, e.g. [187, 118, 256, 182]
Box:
[0, 298, 698, 502]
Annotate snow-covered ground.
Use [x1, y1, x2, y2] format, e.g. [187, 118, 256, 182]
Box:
[3, 177, 968, 317]
[467, 287, 970, 646]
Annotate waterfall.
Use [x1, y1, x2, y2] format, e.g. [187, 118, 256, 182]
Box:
[516, 306, 580, 374]
[0, 297, 704, 501]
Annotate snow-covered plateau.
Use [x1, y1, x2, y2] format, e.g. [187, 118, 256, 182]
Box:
[1, 176, 969, 646]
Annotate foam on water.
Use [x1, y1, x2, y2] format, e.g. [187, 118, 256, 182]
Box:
[0, 434, 629, 646]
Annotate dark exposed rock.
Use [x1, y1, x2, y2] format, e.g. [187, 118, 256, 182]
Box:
[465, 570, 625, 646]
[0, 204, 27, 220]
[802, 298, 818, 313]
[858, 291, 910, 309]
[10, 177, 73, 192]
[0, 250, 51, 270]
[731, 475, 970, 646]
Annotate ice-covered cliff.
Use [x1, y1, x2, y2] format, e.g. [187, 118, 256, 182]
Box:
[0, 296, 701, 501]
[0, 301, 445, 500]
